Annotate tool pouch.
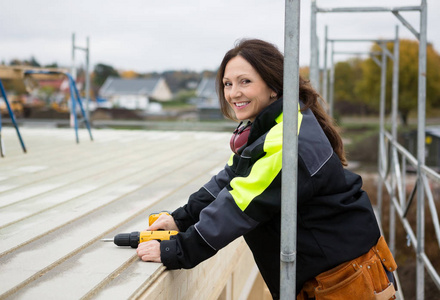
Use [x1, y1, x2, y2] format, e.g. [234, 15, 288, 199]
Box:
[373, 236, 397, 273]
[298, 236, 397, 300]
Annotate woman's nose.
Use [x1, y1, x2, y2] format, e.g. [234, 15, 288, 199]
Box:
[230, 85, 242, 99]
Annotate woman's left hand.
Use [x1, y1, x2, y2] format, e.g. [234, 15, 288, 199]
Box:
[136, 240, 161, 262]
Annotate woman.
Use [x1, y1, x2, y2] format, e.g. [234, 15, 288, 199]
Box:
[137, 39, 397, 299]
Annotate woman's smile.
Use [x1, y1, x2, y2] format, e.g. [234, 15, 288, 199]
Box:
[234, 101, 250, 108]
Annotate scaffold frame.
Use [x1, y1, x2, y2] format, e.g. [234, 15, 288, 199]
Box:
[311, 1, 438, 299]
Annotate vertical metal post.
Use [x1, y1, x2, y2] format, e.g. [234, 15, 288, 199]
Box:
[71, 33, 76, 129]
[281, 0, 300, 298]
[379, 42, 387, 130]
[416, 1, 427, 299]
[67, 74, 79, 144]
[375, 41, 384, 221]
[71, 33, 92, 129]
[85, 36, 90, 121]
[323, 26, 329, 104]
[377, 42, 388, 225]
[329, 42, 335, 118]
[310, 0, 319, 89]
[71, 33, 77, 81]
[316, 37, 321, 93]
[389, 26, 400, 255]
[0, 100, 2, 156]
[0, 114, 2, 157]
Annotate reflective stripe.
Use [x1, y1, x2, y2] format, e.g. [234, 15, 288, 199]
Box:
[275, 112, 283, 125]
[230, 108, 303, 211]
[227, 153, 234, 166]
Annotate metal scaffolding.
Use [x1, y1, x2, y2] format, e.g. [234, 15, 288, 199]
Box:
[311, 1, 440, 299]
[280, 0, 301, 298]
[322, 28, 396, 119]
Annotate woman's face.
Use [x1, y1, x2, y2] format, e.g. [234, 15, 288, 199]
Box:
[223, 56, 276, 122]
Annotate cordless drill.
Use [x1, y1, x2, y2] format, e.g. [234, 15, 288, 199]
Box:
[101, 230, 178, 248]
[101, 211, 176, 248]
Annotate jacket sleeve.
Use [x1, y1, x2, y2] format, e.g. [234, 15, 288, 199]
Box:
[172, 158, 236, 232]
[161, 122, 283, 269]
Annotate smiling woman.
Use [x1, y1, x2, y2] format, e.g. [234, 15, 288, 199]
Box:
[137, 38, 397, 300]
[216, 39, 284, 122]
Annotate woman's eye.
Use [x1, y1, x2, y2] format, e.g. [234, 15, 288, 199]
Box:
[241, 79, 251, 84]
[224, 82, 232, 87]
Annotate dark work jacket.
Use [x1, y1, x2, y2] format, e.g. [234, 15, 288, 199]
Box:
[160, 98, 380, 299]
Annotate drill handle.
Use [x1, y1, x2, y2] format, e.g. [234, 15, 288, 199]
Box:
[139, 230, 178, 243]
[148, 211, 171, 227]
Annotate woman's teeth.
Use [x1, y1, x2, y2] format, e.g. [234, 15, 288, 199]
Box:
[236, 102, 250, 107]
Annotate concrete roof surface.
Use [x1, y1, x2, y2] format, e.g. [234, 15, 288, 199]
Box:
[0, 126, 231, 299]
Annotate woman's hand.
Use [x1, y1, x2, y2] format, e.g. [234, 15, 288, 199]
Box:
[137, 240, 161, 262]
[137, 214, 178, 263]
[148, 213, 179, 231]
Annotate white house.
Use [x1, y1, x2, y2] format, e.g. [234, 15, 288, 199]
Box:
[98, 77, 173, 110]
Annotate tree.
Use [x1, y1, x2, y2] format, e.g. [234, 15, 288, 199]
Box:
[44, 62, 59, 68]
[331, 58, 373, 115]
[120, 70, 139, 78]
[10, 59, 23, 66]
[93, 63, 119, 87]
[299, 66, 310, 80]
[26, 56, 41, 67]
[356, 39, 440, 125]
[10, 56, 41, 67]
[426, 42, 440, 109]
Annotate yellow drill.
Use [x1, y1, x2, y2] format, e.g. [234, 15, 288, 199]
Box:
[101, 212, 177, 248]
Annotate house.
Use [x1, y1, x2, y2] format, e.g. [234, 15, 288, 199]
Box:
[195, 77, 224, 120]
[98, 77, 172, 110]
[196, 77, 219, 108]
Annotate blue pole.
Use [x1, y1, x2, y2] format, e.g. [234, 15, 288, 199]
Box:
[67, 73, 94, 141]
[0, 79, 27, 155]
[0, 89, 3, 157]
[66, 74, 79, 144]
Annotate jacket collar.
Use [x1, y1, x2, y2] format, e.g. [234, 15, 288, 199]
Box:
[247, 98, 283, 145]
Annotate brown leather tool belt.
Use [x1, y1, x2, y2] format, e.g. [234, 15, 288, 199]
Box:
[298, 236, 397, 300]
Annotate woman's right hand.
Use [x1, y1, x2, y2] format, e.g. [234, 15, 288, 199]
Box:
[148, 213, 179, 232]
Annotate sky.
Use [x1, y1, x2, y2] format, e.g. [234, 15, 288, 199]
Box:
[1, 0, 439, 73]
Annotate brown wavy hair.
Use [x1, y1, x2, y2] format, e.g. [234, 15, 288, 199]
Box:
[216, 38, 347, 165]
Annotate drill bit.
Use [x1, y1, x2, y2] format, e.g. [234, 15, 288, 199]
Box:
[101, 238, 114, 242]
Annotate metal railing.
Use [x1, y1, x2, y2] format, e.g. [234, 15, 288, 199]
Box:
[379, 130, 440, 294]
